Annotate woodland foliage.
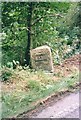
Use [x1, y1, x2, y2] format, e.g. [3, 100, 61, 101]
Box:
[1, 2, 80, 66]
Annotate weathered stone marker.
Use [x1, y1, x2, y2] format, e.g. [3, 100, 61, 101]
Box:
[30, 45, 54, 72]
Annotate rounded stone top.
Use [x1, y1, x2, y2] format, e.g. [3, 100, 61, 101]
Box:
[31, 45, 51, 52]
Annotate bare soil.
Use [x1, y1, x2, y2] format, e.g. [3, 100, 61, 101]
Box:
[54, 53, 80, 77]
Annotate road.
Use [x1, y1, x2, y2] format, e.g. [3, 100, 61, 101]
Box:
[31, 91, 80, 118]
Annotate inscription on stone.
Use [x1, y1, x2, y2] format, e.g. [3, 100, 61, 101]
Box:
[30, 45, 54, 72]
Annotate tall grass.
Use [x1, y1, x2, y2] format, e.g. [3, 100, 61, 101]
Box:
[1, 68, 79, 118]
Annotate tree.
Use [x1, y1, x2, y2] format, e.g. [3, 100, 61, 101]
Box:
[25, 2, 33, 66]
[2, 2, 79, 66]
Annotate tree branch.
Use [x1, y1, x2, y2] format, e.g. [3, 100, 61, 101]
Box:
[31, 14, 63, 26]
[20, 27, 34, 35]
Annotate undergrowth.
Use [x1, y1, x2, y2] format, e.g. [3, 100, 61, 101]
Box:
[1, 67, 79, 118]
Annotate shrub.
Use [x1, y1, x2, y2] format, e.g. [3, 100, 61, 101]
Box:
[6, 62, 13, 68]
[1, 67, 12, 82]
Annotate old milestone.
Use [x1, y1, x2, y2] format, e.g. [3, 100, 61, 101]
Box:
[30, 45, 54, 72]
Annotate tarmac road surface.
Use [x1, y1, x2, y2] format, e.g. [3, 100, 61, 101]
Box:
[32, 91, 80, 119]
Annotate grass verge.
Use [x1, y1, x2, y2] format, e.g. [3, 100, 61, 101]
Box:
[1, 68, 79, 118]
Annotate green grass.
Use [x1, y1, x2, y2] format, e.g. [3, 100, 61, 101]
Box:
[1, 69, 79, 118]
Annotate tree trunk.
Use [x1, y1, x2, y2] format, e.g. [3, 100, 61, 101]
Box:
[78, 2, 81, 38]
[25, 2, 33, 66]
